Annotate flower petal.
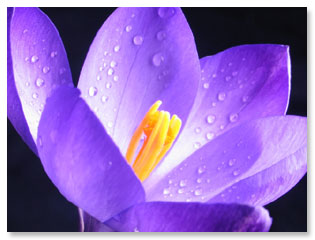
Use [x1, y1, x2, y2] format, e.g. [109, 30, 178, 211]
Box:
[37, 86, 145, 222]
[105, 202, 272, 232]
[8, 7, 73, 148]
[77, 7, 200, 154]
[207, 146, 307, 206]
[79, 209, 115, 232]
[145, 116, 306, 204]
[146, 44, 291, 188]
[7, 7, 37, 154]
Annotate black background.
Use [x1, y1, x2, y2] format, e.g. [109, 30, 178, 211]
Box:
[8, 8, 307, 232]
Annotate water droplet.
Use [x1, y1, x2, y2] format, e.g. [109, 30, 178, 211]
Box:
[239, 84, 244, 89]
[51, 51, 58, 58]
[109, 161, 113, 166]
[163, 188, 170, 195]
[125, 25, 132, 32]
[158, 7, 176, 18]
[229, 113, 239, 123]
[107, 121, 113, 128]
[198, 165, 206, 174]
[168, 179, 173, 185]
[42, 66, 50, 74]
[212, 73, 217, 78]
[103, 51, 108, 56]
[232, 71, 238, 77]
[203, 83, 209, 89]
[59, 68, 66, 75]
[242, 95, 249, 103]
[220, 68, 225, 73]
[225, 76, 231, 82]
[131, 13, 135, 18]
[35, 78, 45, 88]
[38, 136, 43, 147]
[23, 29, 28, 34]
[193, 142, 201, 149]
[107, 68, 114, 76]
[88, 86, 98, 97]
[103, 62, 108, 68]
[133, 35, 144, 46]
[179, 180, 187, 187]
[105, 82, 112, 89]
[206, 115, 216, 124]
[178, 188, 184, 194]
[195, 127, 201, 134]
[219, 125, 225, 130]
[206, 179, 211, 183]
[217, 92, 226, 101]
[31, 55, 39, 63]
[196, 178, 202, 184]
[247, 155, 252, 160]
[211, 102, 217, 107]
[228, 62, 233, 67]
[251, 194, 256, 198]
[99, 66, 104, 71]
[32, 93, 38, 99]
[186, 198, 192, 202]
[110, 61, 117, 68]
[101, 96, 109, 103]
[221, 193, 225, 198]
[113, 75, 119, 82]
[96, 75, 101, 81]
[228, 158, 236, 167]
[233, 170, 239, 176]
[156, 30, 166, 41]
[206, 132, 215, 140]
[201, 77, 206, 81]
[194, 189, 202, 196]
[114, 45, 120, 52]
[25, 81, 30, 87]
[152, 53, 164, 67]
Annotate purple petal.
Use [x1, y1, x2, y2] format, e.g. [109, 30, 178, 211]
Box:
[8, 7, 73, 147]
[79, 209, 115, 232]
[77, 7, 200, 154]
[145, 116, 306, 204]
[37, 86, 145, 222]
[105, 202, 272, 232]
[208, 146, 307, 206]
[147, 44, 291, 183]
[7, 7, 37, 154]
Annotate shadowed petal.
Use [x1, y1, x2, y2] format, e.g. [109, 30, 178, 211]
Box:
[145, 116, 306, 204]
[78, 7, 200, 155]
[8, 7, 73, 148]
[7, 7, 37, 154]
[79, 209, 115, 232]
[148, 44, 290, 183]
[208, 146, 307, 206]
[105, 202, 272, 232]
[37, 86, 145, 222]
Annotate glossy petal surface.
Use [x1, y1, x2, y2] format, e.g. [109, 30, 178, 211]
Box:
[147, 44, 290, 185]
[37, 86, 145, 222]
[78, 7, 200, 155]
[9, 7, 73, 145]
[106, 202, 272, 232]
[145, 116, 306, 204]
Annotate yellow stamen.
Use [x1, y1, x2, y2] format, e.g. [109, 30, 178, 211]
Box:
[125, 101, 182, 181]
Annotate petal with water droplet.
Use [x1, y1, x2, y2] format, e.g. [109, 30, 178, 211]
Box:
[77, 7, 200, 155]
[8, 7, 73, 153]
[37, 86, 145, 222]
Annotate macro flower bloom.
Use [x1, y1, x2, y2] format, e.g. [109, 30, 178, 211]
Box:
[7, 7, 307, 232]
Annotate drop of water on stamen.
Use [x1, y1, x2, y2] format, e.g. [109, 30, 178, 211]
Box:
[35, 78, 45, 88]
[133, 35, 144, 46]
[152, 53, 164, 67]
[88, 86, 98, 97]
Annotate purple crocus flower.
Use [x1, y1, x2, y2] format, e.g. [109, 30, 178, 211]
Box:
[8, 7, 307, 232]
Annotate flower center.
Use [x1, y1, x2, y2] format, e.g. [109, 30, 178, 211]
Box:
[126, 100, 181, 182]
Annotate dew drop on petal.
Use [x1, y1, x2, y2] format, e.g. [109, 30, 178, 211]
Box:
[163, 188, 170, 195]
[206, 132, 215, 140]
[113, 75, 119, 82]
[233, 170, 239, 176]
[232, 71, 238, 77]
[110, 61, 117, 68]
[25, 81, 30, 87]
[203, 83, 209, 89]
[31, 55, 39, 63]
[32, 93, 38, 99]
[228, 158, 236, 167]
[158, 7, 176, 18]
[125, 25, 132, 32]
[179, 179, 187, 187]
[229, 113, 239, 123]
[195, 127, 201, 134]
[242, 95, 249, 103]
[178, 188, 184, 194]
[105, 82, 112, 89]
[50, 51, 58, 58]
[107, 68, 114, 76]
[35, 78, 45, 88]
[196, 178, 202, 184]
[42, 66, 50, 74]
[194, 189, 202, 196]
[206, 115, 216, 124]
[101, 95, 109, 103]
[156, 30, 166, 41]
[193, 142, 201, 149]
[198, 165, 206, 174]
[217, 92, 226, 101]
[133, 35, 144, 46]
[38, 136, 43, 147]
[152, 53, 164, 67]
[96, 75, 101, 81]
[225, 76, 231, 82]
[114, 45, 120, 52]
[88, 86, 98, 97]
[107, 121, 113, 128]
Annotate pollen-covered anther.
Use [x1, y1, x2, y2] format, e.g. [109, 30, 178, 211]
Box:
[126, 100, 182, 181]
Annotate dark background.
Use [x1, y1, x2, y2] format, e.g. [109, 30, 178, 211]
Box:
[8, 8, 307, 232]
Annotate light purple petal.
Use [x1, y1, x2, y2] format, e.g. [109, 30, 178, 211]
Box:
[105, 202, 272, 232]
[208, 146, 307, 206]
[8, 7, 73, 147]
[145, 116, 306, 204]
[79, 209, 115, 232]
[147, 44, 291, 185]
[78, 7, 200, 154]
[7, 7, 37, 154]
[37, 86, 145, 222]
